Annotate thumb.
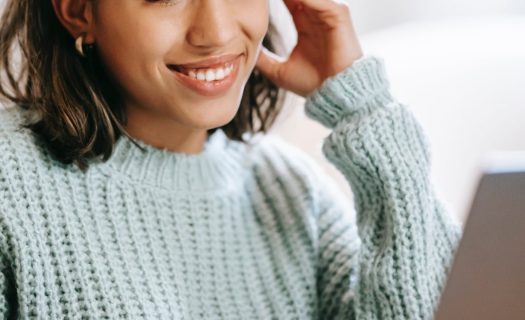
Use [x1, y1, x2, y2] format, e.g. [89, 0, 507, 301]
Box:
[255, 46, 287, 86]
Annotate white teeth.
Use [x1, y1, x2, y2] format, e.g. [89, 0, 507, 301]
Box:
[196, 72, 206, 81]
[185, 64, 234, 82]
[205, 69, 215, 81]
[216, 68, 225, 80]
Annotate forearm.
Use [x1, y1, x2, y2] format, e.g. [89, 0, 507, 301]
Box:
[306, 56, 462, 319]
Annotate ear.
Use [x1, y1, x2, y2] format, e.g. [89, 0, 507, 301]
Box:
[51, 0, 95, 43]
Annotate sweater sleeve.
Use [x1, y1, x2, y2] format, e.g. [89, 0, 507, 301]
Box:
[304, 56, 462, 320]
[0, 252, 13, 319]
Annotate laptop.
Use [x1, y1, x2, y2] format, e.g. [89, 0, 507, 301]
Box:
[434, 153, 525, 319]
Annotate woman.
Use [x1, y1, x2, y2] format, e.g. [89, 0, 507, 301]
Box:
[0, 0, 461, 319]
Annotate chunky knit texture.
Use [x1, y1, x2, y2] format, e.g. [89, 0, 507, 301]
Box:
[0, 56, 462, 319]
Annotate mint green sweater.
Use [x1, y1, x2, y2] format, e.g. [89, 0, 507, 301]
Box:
[0, 56, 461, 319]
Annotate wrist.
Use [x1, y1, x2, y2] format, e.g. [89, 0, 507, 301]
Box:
[304, 55, 393, 128]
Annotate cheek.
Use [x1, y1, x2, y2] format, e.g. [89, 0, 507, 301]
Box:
[93, 5, 181, 86]
[235, 1, 270, 73]
[96, 23, 174, 73]
[237, 0, 270, 45]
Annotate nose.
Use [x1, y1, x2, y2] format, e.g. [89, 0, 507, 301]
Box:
[186, 0, 239, 49]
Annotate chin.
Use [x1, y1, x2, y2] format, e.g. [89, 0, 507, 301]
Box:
[185, 104, 240, 131]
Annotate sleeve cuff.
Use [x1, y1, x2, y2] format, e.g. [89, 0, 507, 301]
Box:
[304, 55, 395, 129]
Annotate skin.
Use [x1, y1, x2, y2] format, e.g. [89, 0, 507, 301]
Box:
[52, 0, 363, 154]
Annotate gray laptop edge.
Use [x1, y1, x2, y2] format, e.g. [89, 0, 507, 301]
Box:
[434, 160, 525, 319]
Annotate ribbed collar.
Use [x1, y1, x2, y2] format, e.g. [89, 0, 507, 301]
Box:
[94, 129, 246, 192]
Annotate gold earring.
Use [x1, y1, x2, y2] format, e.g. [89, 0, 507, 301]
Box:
[75, 35, 85, 57]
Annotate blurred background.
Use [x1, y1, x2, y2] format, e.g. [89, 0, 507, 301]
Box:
[270, 0, 525, 223]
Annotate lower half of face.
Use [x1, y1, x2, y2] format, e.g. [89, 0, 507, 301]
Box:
[94, 0, 269, 131]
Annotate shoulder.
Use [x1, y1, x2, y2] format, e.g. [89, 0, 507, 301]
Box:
[247, 133, 323, 191]
[0, 107, 51, 256]
[0, 107, 57, 204]
[0, 106, 38, 147]
[0, 106, 33, 166]
[0, 106, 27, 138]
[0, 106, 50, 167]
[245, 133, 352, 217]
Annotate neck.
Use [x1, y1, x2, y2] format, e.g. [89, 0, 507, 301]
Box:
[124, 105, 208, 154]
[94, 125, 242, 191]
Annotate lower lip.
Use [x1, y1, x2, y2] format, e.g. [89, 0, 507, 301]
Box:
[170, 55, 241, 97]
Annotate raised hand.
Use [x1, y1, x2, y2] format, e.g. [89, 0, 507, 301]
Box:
[256, 0, 364, 97]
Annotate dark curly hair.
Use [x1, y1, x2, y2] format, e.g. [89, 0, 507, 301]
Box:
[0, 0, 287, 170]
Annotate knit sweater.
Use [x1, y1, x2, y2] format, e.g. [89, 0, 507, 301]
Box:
[0, 56, 462, 320]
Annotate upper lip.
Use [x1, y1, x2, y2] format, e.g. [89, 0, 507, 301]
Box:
[170, 53, 242, 69]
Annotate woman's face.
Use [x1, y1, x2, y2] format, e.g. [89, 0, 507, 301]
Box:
[91, 0, 269, 132]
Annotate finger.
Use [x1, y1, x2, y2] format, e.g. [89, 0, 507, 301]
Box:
[255, 46, 286, 85]
[283, 0, 338, 13]
[281, 0, 302, 13]
[281, 0, 309, 31]
[283, 0, 349, 30]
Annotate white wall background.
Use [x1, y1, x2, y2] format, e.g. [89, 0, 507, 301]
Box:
[349, 0, 525, 33]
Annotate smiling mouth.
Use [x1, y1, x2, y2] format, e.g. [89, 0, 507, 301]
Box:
[167, 53, 242, 82]
[166, 55, 242, 96]
[168, 63, 235, 82]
